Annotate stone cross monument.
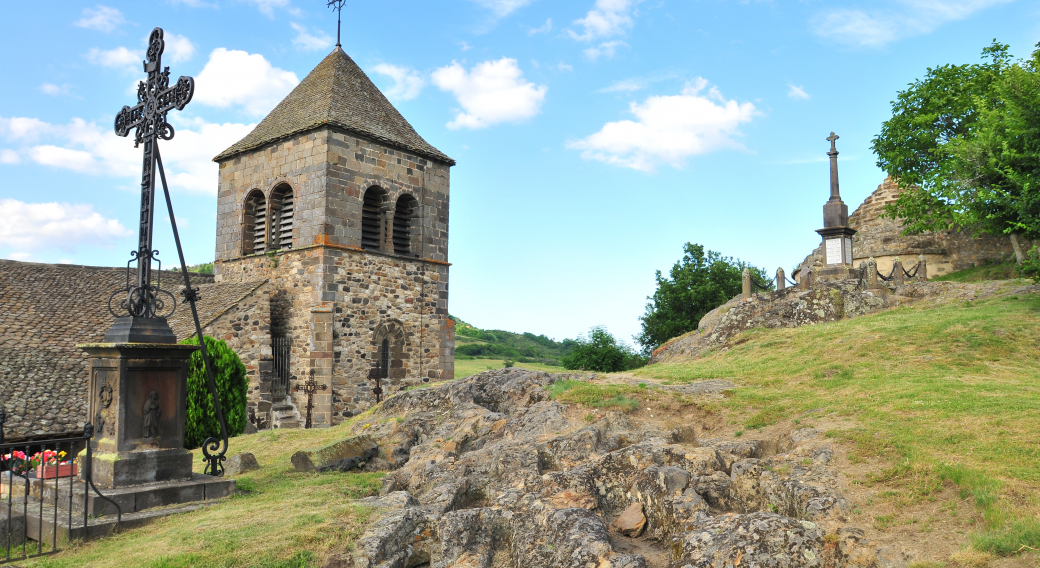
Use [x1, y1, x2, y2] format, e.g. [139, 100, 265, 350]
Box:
[815, 132, 857, 278]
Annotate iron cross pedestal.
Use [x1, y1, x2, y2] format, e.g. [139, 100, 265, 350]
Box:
[105, 27, 195, 344]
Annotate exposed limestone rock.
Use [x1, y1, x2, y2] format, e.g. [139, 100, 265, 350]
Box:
[342, 369, 879, 568]
[290, 435, 377, 472]
[614, 502, 647, 536]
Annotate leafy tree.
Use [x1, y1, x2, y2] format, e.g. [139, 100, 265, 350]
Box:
[872, 41, 1040, 262]
[180, 335, 248, 449]
[636, 243, 769, 355]
[562, 327, 646, 372]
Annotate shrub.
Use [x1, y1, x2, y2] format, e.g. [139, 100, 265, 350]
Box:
[1020, 246, 1040, 284]
[180, 335, 248, 449]
[562, 327, 647, 372]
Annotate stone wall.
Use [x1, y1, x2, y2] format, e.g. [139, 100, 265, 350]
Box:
[848, 177, 1019, 277]
[215, 245, 452, 426]
[214, 127, 450, 264]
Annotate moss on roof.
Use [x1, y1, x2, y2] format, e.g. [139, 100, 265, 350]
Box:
[213, 47, 453, 165]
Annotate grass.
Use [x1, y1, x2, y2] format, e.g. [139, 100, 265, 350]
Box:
[635, 288, 1040, 553]
[22, 422, 384, 567]
[454, 357, 564, 378]
[932, 262, 1019, 283]
[545, 380, 643, 412]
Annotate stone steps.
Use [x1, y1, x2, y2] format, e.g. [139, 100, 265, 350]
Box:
[271, 396, 300, 429]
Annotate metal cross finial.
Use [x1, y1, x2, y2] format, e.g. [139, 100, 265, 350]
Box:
[112, 27, 194, 320]
[826, 132, 839, 153]
[327, 0, 346, 47]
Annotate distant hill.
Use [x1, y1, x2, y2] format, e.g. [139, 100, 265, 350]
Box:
[450, 315, 576, 366]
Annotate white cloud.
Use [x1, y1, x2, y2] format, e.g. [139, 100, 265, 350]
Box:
[583, 40, 626, 60]
[787, 85, 810, 100]
[0, 150, 20, 164]
[558, 62, 574, 72]
[568, 78, 758, 172]
[291, 23, 334, 51]
[86, 46, 141, 70]
[40, 83, 73, 96]
[164, 33, 196, 64]
[0, 115, 254, 195]
[813, 0, 1012, 47]
[432, 58, 548, 129]
[470, 0, 535, 18]
[460, 41, 473, 52]
[74, 5, 126, 33]
[0, 199, 131, 253]
[0, 117, 58, 142]
[570, 0, 641, 41]
[194, 48, 300, 116]
[528, 18, 553, 35]
[6, 252, 32, 261]
[373, 64, 426, 101]
[245, 0, 292, 18]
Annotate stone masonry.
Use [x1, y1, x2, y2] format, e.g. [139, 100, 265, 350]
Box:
[211, 46, 455, 428]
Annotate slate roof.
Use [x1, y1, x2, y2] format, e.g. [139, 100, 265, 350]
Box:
[0, 260, 263, 440]
[214, 47, 454, 165]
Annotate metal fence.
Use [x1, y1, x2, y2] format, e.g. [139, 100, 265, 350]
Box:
[272, 336, 291, 399]
[1, 416, 119, 565]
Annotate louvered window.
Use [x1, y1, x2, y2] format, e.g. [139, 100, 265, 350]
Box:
[361, 188, 386, 251]
[244, 190, 267, 255]
[393, 195, 417, 255]
[270, 185, 294, 250]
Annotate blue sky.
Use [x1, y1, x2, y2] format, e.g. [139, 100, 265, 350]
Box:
[0, 0, 1035, 345]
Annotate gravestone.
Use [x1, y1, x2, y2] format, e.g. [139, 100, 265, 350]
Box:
[814, 132, 858, 280]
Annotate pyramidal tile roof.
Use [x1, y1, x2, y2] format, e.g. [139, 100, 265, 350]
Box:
[214, 47, 454, 165]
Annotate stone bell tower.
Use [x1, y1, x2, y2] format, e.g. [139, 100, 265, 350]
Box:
[211, 46, 456, 427]
[815, 132, 857, 279]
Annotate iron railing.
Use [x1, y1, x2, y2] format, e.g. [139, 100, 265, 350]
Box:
[272, 336, 291, 399]
[1, 417, 119, 565]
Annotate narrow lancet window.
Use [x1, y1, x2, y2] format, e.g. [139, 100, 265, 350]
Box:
[243, 190, 267, 255]
[361, 187, 386, 251]
[270, 185, 294, 250]
[393, 195, 417, 255]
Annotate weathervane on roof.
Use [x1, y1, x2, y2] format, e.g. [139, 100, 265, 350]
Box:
[327, 0, 346, 48]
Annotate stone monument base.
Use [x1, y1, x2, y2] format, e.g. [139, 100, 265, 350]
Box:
[87, 447, 194, 488]
[5, 471, 235, 546]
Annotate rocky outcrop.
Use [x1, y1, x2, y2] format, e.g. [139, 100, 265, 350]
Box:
[650, 280, 896, 364]
[290, 435, 377, 472]
[649, 279, 1040, 365]
[339, 369, 881, 568]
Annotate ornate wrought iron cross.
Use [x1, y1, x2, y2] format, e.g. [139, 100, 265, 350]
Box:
[295, 370, 328, 429]
[113, 28, 194, 319]
[327, 0, 346, 47]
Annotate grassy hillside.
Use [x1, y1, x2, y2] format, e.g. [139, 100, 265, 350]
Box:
[635, 280, 1040, 554]
[451, 315, 573, 367]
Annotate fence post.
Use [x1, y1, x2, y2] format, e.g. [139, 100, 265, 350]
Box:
[917, 254, 928, 281]
[867, 257, 878, 288]
[742, 268, 751, 300]
[776, 267, 786, 291]
[892, 257, 905, 286]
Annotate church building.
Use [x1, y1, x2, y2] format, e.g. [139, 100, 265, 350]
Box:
[211, 45, 456, 429]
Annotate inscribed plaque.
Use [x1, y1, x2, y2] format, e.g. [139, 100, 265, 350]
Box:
[825, 238, 842, 265]
[845, 238, 853, 264]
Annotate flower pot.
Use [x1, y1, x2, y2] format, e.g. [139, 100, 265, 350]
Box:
[36, 463, 76, 479]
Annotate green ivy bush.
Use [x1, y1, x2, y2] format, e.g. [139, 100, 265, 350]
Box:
[179, 335, 248, 449]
